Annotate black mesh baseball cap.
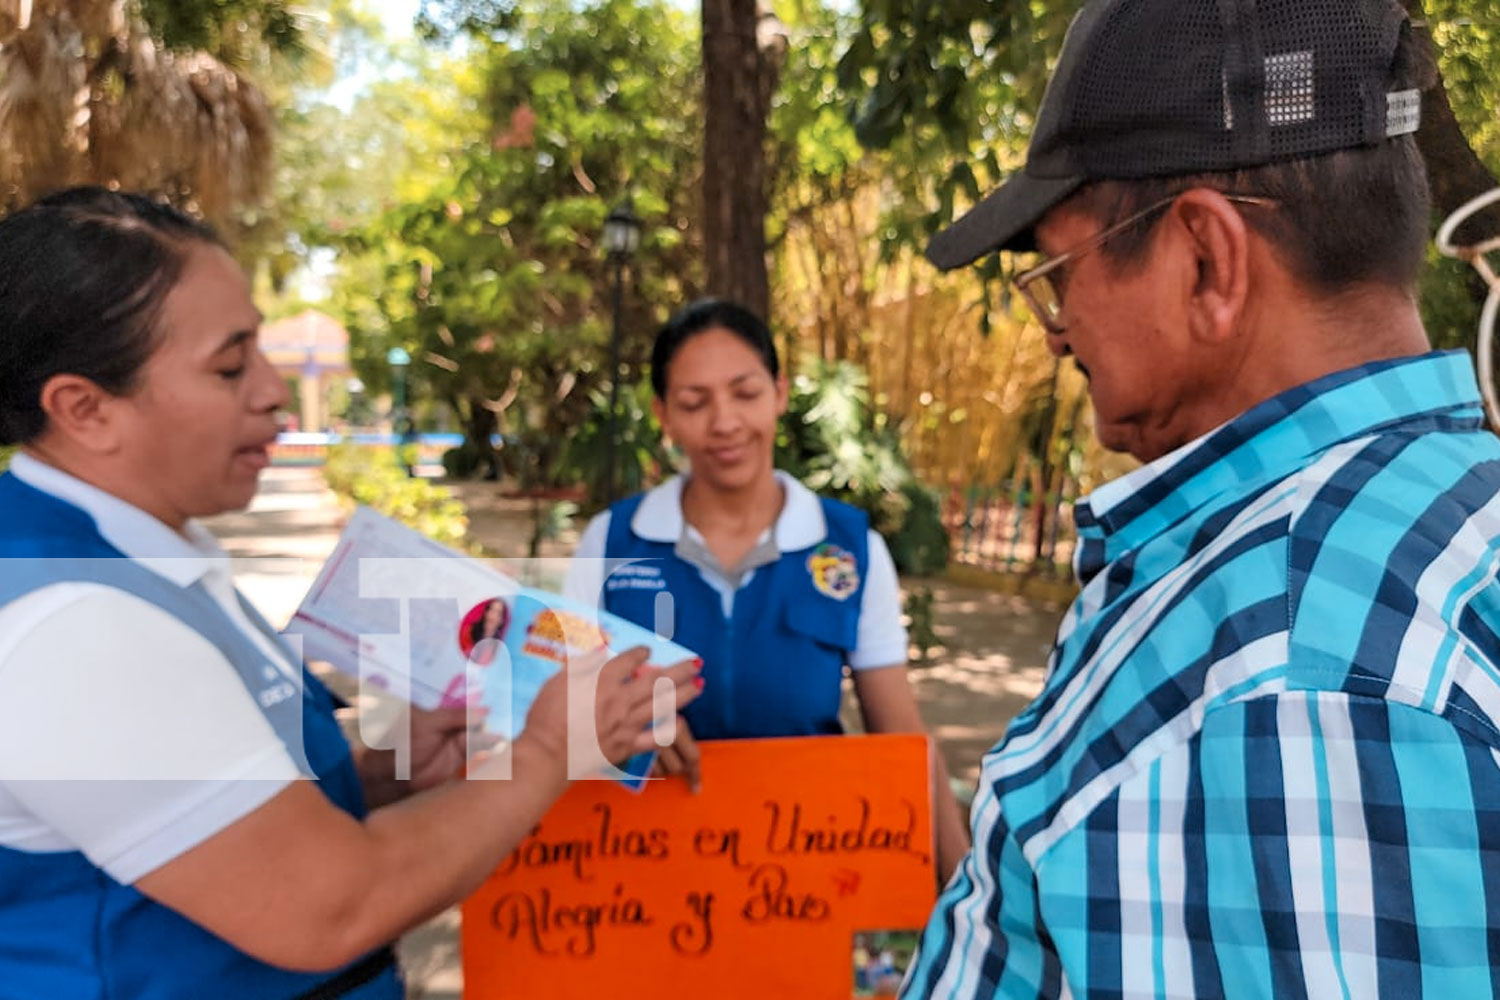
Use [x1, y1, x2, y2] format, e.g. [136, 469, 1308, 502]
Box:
[926, 0, 1422, 270]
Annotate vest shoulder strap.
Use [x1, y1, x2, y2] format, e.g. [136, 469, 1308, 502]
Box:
[604, 492, 657, 557]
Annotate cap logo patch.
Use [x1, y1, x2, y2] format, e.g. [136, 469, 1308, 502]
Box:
[808, 544, 859, 601]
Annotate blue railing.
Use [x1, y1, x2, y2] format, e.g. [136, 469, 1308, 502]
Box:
[268, 431, 500, 467]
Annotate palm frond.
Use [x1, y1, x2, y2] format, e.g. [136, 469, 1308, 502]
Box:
[0, 0, 274, 228]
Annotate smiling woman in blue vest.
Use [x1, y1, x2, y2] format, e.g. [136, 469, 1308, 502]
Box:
[564, 299, 969, 881]
[0, 188, 701, 999]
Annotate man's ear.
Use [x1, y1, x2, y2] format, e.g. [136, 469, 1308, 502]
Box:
[1170, 189, 1252, 345]
[37, 374, 126, 455]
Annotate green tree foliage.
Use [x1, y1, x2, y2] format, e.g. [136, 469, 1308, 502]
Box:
[257, 30, 468, 294]
[840, 1, 1496, 243]
[1428, 0, 1500, 170]
[415, 0, 518, 43]
[765, 0, 1085, 508]
[323, 442, 471, 548]
[836, 0, 1081, 257]
[1417, 0, 1500, 350]
[331, 0, 702, 495]
[137, 0, 313, 66]
[838, 0, 1500, 353]
[776, 361, 949, 574]
[422, 0, 783, 321]
[559, 381, 673, 511]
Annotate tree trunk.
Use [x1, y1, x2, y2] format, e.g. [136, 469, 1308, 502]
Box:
[463, 396, 500, 481]
[1405, 0, 1500, 245]
[701, 0, 784, 321]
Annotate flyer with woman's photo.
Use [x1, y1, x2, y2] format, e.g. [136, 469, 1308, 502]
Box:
[285, 506, 694, 788]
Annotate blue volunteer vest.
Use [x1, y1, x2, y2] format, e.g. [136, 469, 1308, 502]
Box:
[603, 490, 870, 740]
[0, 472, 402, 1000]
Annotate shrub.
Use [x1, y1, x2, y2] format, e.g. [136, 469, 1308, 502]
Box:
[557, 381, 670, 513]
[323, 443, 471, 550]
[442, 443, 485, 480]
[903, 585, 941, 665]
[886, 481, 951, 577]
[776, 361, 949, 576]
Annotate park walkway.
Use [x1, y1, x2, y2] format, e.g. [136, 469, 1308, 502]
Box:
[204, 467, 1069, 998]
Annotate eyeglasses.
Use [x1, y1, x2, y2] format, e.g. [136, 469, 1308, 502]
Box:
[1013, 193, 1279, 335]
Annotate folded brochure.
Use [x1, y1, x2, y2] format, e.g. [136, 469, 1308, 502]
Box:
[284, 506, 695, 789]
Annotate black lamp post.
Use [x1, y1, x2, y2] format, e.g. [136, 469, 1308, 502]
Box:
[602, 197, 642, 503]
[387, 346, 413, 475]
[386, 347, 411, 415]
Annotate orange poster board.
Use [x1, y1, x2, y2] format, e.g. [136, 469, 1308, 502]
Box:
[461, 733, 936, 999]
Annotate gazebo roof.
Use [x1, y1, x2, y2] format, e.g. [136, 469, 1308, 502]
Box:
[260, 310, 352, 376]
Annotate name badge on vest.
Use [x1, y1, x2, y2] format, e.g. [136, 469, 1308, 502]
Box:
[807, 543, 859, 601]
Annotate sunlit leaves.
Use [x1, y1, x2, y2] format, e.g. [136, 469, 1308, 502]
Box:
[1426, 0, 1500, 176]
[835, 0, 1082, 248]
[325, 0, 701, 491]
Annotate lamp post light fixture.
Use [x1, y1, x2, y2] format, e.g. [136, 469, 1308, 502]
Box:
[602, 197, 642, 503]
[386, 346, 412, 415]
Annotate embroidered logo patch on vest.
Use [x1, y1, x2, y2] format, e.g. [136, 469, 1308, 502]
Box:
[808, 544, 859, 601]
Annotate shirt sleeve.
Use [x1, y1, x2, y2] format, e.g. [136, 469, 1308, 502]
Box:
[563, 511, 612, 611]
[849, 529, 909, 670]
[0, 584, 301, 885]
[902, 691, 1500, 998]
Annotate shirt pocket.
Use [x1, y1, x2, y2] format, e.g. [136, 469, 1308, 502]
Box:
[784, 594, 859, 653]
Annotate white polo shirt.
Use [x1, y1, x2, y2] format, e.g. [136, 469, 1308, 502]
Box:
[564, 472, 909, 670]
[0, 454, 302, 883]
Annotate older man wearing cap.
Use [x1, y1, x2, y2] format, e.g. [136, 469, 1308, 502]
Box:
[904, 0, 1500, 997]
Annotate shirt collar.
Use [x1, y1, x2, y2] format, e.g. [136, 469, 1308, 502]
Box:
[630, 470, 828, 551]
[10, 452, 223, 587]
[1075, 350, 1486, 555]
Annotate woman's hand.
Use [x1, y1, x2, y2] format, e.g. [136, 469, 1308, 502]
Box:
[405, 705, 497, 791]
[354, 704, 498, 809]
[135, 654, 699, 974]
[518, 646, 703, 775]
[650, 715, 703, 794]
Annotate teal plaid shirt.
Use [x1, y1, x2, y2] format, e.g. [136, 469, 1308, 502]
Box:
[905, 351, 1500, 998]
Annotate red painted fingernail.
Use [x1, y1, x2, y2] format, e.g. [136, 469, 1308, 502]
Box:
[694, 677, 705, 690]
[693, 658, 704, 670]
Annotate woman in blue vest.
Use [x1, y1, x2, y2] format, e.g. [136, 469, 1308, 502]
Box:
[564, 299, 968, 880]
[0, 188, 701, 999]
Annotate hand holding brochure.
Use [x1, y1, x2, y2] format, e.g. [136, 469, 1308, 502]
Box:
[285, 506, 695, 787]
